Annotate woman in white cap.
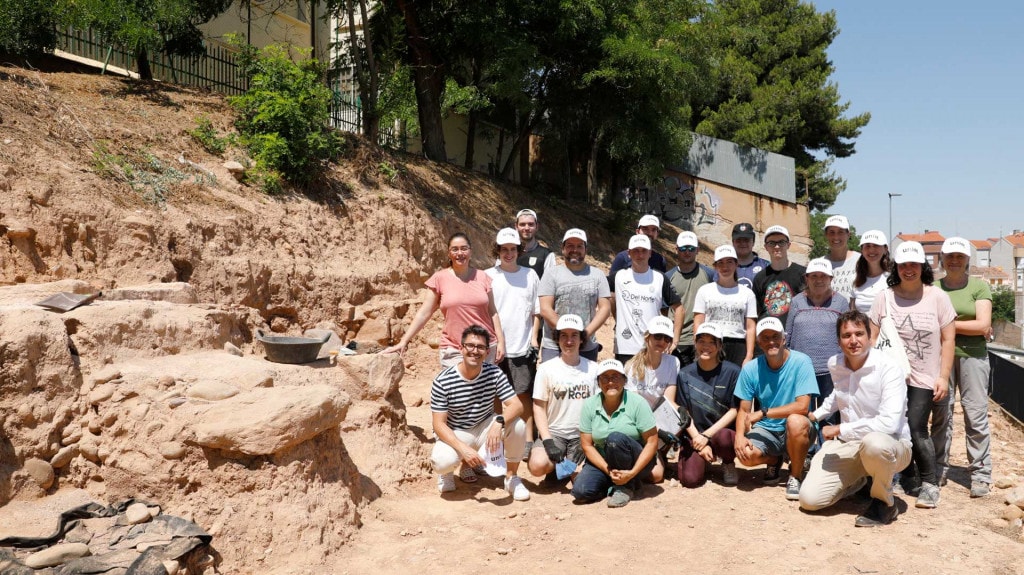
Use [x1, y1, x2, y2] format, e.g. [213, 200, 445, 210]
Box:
[383, 232, 506, 368]
[869, 240, 955, 509]
[693, 245, 757, 365]
[786, 258, 849, 422]
[623, 315, 680, 481]
[529, 314, 598, 483]
[850, 230, 891, 313]
[572, 359, 660, 508]
[487, 227, 542, 452]
[675, 323, 741, 487]
[936, 237, 993, 498]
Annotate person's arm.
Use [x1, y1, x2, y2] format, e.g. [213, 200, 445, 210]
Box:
[382, 288, 439, 354]
[743, 317, 755, 364]
[432, 411, 485, 469]
[934, 320, 956, 402]
[662, 384, 679, 410]
[588, 297, 612, 338]
[487, 394, 524, 452]
[539, 295, 558, 330]
[734, 399, 754, 458]
[746, 395, 811, 425]
[610, 427, 659, 486]
[955, 299, 992, 336]
[529, 315, 541, 349]
[692, 312, 705, 334]
[670, 303, 684, 350]
[488, 291, 506, 363]
[579, 432, 610, 475]
[835, 360, 905, 441]
[532, 399, 552, 440]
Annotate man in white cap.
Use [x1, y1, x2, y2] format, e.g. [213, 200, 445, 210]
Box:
[753, 224, 806, 327]
[666, 231, 715, 367]
[607, 214, 669, 288]
[734, 317, 817, 500]
[538, 228, 612, 363]
[513, 208, 556, 280]
[799, 310, 913, 527]
[610, 234, 684, 363]
[823, 215, 860, 300]
[529, 314, 598, 483]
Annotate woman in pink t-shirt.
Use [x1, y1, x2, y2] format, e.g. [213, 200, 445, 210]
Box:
[383, 232, 505, 368]
[869, 241, 955, 510]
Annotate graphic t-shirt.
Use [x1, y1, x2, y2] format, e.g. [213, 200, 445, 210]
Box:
[693, 282, 757, 339]
[613, 268, 679, 355]
[869, 286, 957, 390]
[828, 252, 860, 300]
[753, 263, 807, 325]
[940, 277, 992, 359]
[425, 268, 494, 349]
[538, 265, 611, 353]
[533, 357, 598, 438]
[486, 266, 540, 357]
[625, 353, 681, 409]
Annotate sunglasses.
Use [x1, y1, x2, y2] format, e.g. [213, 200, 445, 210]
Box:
[651, 333, 673, 342]
[765, 240, 789, 248]
[677, 246, 697, 252]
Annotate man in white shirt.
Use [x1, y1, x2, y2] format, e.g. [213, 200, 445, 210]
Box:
[798, 310, 912, 527]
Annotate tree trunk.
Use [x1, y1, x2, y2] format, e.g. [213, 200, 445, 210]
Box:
[500, 111, 541, 180]
[135, 48, 153, 80]
[587, 133, 600, 205]
[395, 0, 446, 162]
[344, 0, 378, 142]
[463, 60, 480, 169]
[357, 0, 379, 142]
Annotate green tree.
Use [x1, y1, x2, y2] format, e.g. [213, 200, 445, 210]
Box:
[694, 0, 870, 211]
[809, 211, 860, 259]
[992, 285, 1015, 323]
[0, 0, 61, 54]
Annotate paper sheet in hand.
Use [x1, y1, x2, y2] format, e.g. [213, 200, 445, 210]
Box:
[478, 442, 506, 477]
[652, 398, 681, 435]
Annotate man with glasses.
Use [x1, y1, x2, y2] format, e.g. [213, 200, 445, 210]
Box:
[734, 317, 817, 500]
[752, 225, 806, 327]
[666, 231, 714, 366]
[610, 234, 683, 363]
[430, 325, 530, 501]
[539, 229, 612, 363]
[513, 208, 556, 280]
[607, 214, 668, 289]
[729, 223, 769, 290]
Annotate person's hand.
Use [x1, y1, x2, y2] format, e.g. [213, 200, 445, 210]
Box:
[460, 446, 485, 470]
[742, 354, 754, 366]
[933, 377, 950, 402]
[486, 420, 504, 453]
[677, 407, 692, 430]
[734, 434, 755, 464]
[495, 342, 506, 364]
[691, 432, 709, 451]
[699, 444, 714, 463]
[821, 425, 841, 441]
[543, 439, 564, 463]
[985, 326, 995, 342]
[609, 469, 633, 486]
[381, 341, 407, 355]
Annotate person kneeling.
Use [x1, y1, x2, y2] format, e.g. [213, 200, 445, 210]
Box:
[571, 360, 660, 508]
[799, 311, 913, 526]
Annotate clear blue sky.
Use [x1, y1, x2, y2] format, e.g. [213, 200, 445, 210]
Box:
[811, 1, 1024, 242]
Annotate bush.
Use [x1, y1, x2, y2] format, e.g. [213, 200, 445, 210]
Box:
[228, 38, 341, 188]
[188, 116, 230, 155]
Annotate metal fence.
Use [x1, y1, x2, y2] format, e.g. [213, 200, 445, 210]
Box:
[990, 350, 1024, 424]
[328, 91, 408, 151]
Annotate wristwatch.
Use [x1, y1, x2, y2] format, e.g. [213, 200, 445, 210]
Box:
[494, 415, 505, 428]
[761, 407, 769, 419]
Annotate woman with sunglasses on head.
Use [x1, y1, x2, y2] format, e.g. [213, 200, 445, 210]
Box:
[869, 241, 955, 509]
[851, 230, 891, 313]
[693, 245, 758, 366]
[383, 232, 506, 368]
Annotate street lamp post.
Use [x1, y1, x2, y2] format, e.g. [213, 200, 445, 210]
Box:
[888, 193, 903, 241]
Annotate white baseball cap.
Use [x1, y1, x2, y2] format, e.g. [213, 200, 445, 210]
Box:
[562, 228, 587, 244]
[628, 234, 651, 251]
[823, 215, 850, 230]
[555, 314, 585, 332]
[694, 323, 722, 340]
[597, 359, 626, 377]
[941, 236, 971, 256]
[764, 225, 790, 240]
[714, 245, 738, 262]
[638, 215, 660, 228]
[805, 258, 833, 276]
[756, 317, 785, 337]
[495, 227, 520, 246]
[645, 316, 674, 338]
[676, 231, 699, 248]
[859, 230, 888, 247]
[893, 241, 927, 264]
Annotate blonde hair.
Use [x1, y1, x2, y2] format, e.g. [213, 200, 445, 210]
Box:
[625, 334, 658, 382]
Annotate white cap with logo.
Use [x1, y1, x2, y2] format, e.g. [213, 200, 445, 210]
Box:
[714, 245, 738, 262]
[495, 227, 520, 246]
[562, 228, 588, 244]
[597, 359, 626, 377]
[823, 215, 850, 230]
[555, 314, 585, 332]
[859, 230, 888, 247]
[756, 317, 785, 337]
[676, 231, 698, 248]
[893, 241, 927, 264]
[638, 215, 660, 228]
[645, 316, 674, 338]
[941, 236, 971, 256]
[695, 323, 722, 340]
[764, 225, 790, 240]
[805, 258, 834, 276]
[628, 234, 652, 250]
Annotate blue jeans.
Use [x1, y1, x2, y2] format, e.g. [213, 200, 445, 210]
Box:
[571, 432, 654, 502]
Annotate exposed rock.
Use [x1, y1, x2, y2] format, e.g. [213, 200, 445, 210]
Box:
[1006, 486, 1024, 510]
[25, 543, 91, 568]
[192, 386, 350, 455]
[24, 458, 55, 489]
[159, 442, 187, 460]
[89, 384, 116, 405]
[225, 342, 243, 356]
[1002, 505, 1024, 521]
[223, 160, 245, 180]
[125, 503, 152, 524]
[995, 475, 1018, 489]
[51, 445, 78, 468]
[5, 222, 35, 239]
[186, 381, 240, 401]
[102, 282, 199, 304]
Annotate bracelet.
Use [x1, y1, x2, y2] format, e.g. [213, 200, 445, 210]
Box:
[700, 432, 711, 440]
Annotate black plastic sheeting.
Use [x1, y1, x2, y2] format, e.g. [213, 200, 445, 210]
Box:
[0, 499, 215, 575]
[990, 351, 1024, 423]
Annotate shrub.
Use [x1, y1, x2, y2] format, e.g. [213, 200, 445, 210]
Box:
[188, 116, 229, 155]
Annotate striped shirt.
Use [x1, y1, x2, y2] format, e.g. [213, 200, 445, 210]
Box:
[430, 363, 515, 430]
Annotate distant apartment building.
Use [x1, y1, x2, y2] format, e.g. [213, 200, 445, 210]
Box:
[202, 0, 330, 60]
[893, 231, 945, 268]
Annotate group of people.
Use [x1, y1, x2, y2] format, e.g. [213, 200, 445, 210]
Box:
[383, 209, 994, 526]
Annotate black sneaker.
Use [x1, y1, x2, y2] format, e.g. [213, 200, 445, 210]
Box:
[855, 499, 899, 527]
[763, 457, 782, 485]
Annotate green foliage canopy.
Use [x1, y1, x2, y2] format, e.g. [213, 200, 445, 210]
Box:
[992, 285, 1015, 324]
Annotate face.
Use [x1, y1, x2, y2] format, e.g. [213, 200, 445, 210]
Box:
[597, 371, 626, 398]
[694, 334, 721, 362]
[557, 328, 581, 354]
[861, 243, 887, 263]
[460, 335, 489, 368]
[498, 244, 519, 265]
[677, 245, 697, 265]
[648, 332, 672, 354]
[563, 238, 587, 267]
[733, 236, 754, 258]
[764, 234, 790, 258]
[448, 237, 471, 266]
[516, 215, 537, 242]
[628, 247, 651, 266]
[942, 252, 969, 274]
[714, 257, 737, 279]
[838, 320, 870, 359]
[638, 225, 659, 240]
[897, 261, 922, 284]
[805, 271, 832, 296]
[825, 227, 850, 252]
[756, 330, 786, 358]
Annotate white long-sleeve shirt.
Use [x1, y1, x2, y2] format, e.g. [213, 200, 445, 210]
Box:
[814, 349, 911, 442]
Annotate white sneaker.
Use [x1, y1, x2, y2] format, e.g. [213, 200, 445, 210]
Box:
[438, 472, 456, 493]
[504, 475, 530, 501]
[722, 462, 739, 486]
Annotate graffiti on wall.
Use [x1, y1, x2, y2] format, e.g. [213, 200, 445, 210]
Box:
[624, 177, 721, 230]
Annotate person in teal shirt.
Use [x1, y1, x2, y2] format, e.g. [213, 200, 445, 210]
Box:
[572, 359, 660, 508]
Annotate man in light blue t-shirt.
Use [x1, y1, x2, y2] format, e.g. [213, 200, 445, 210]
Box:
[734, 317, 818, 501]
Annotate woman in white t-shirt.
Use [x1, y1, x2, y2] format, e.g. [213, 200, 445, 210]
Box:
[693, 245, 757, 365]
[623, 316, 678, 483]
[850, 230, 890, 313]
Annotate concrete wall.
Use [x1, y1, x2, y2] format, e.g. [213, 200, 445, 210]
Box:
[202, 0, 331, 62]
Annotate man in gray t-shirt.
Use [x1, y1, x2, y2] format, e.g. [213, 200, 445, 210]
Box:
[538, 228, 611, 363]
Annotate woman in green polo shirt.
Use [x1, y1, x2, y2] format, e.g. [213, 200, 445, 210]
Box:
[571, 359, 660, 508]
